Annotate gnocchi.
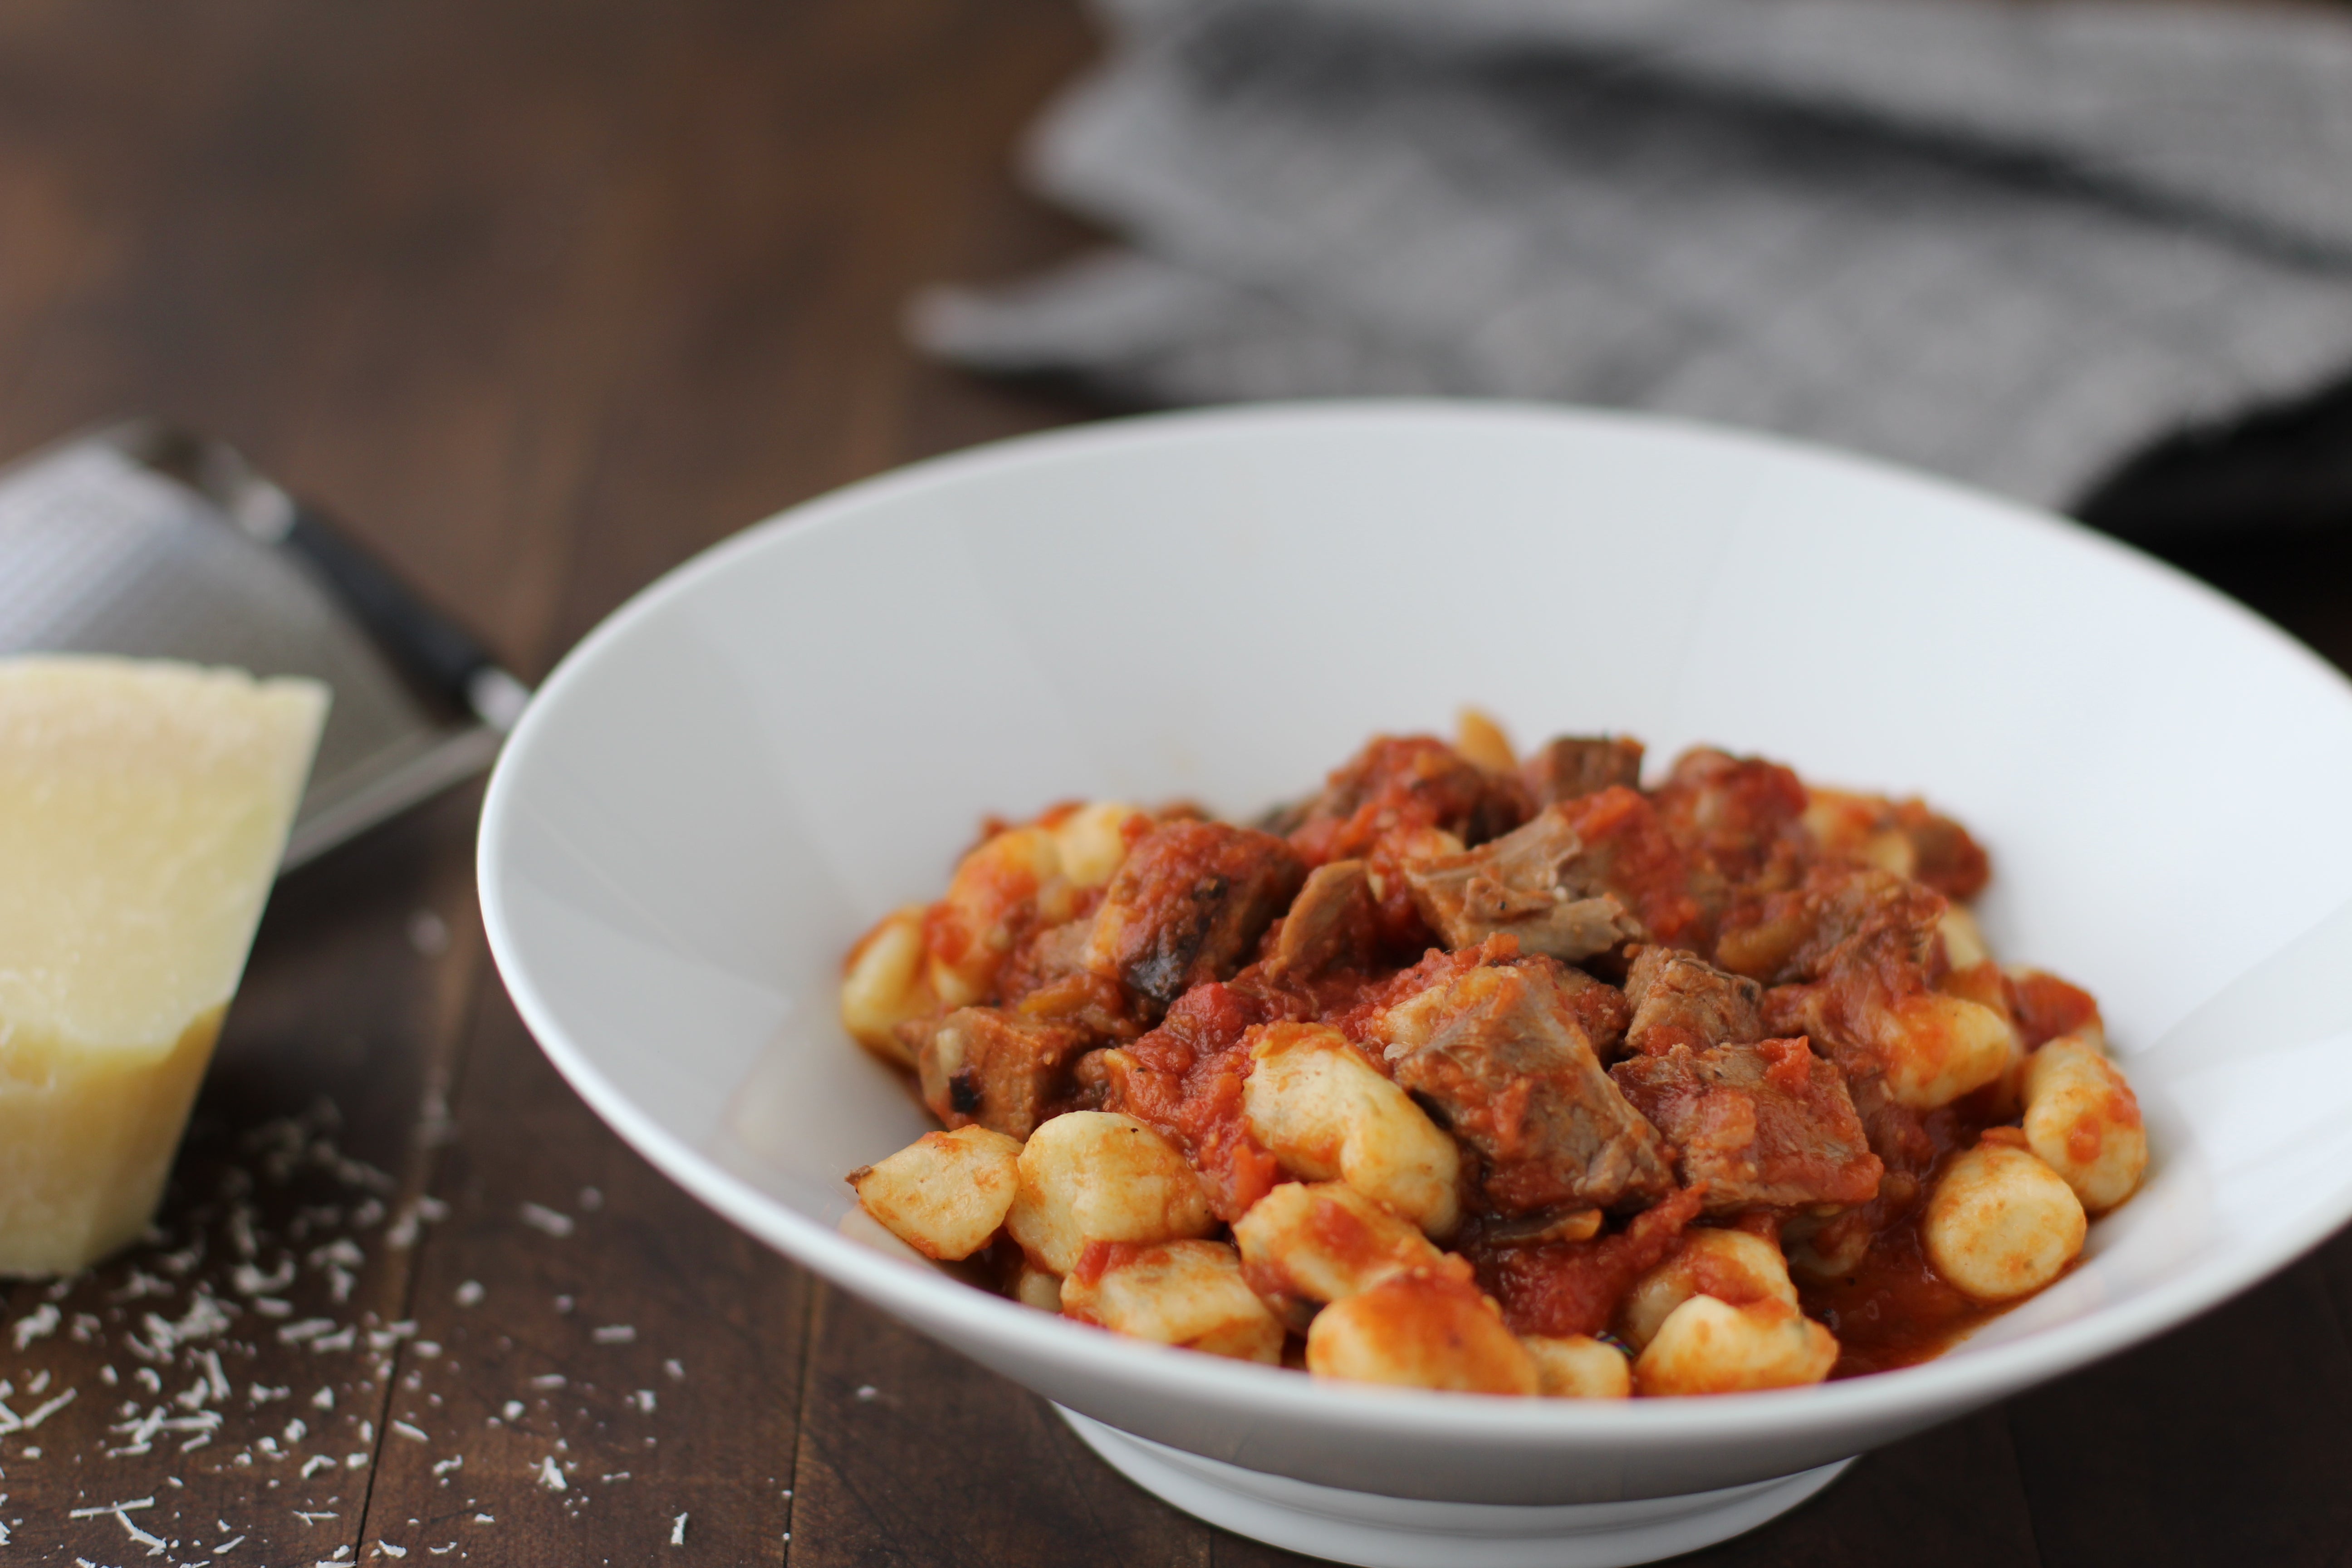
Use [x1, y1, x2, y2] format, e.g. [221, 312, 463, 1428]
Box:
[2023, 1034, 2146, 1213]
[1004, 1110, 1215, 1275]
[1231, 1180, 1453, 1320]
[1872, 991, 2018, 1110]
[927, 824, 1075, 1009]
[1242, 1023, 1462, 1237]
[1635, 1296, 1838, 1396]
[1305, 1269, 1539, 1395]
[840, 906, 933, 1066]
[1520, 1334, 1632, 1399]
[1615, 1227, 1800, 1353]
[1923, 1141, 2087, 1301]
[834, 726, 2146, 1392]
[848, 1124, 1021, 1261]
[1061, 1239, 1285, 1363]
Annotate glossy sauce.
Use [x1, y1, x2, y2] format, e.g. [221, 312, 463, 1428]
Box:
[1798, 1102, 2024, 1377]
[1799, 1209, 2014, 1377]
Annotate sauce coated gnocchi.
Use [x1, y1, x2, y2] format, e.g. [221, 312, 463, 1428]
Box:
[837, 717, 2146, 1395]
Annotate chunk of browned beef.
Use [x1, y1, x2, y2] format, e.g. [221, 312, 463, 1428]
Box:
[1649, 748, 1810, 886]
[1609, 1037, 1882, 1214]
[1286, 735, 1531, 863]
[1530, 955, 1632, 1058]
[1622, 945, 1764, 1058]
[1083, 821, 1306, 1015]
[1260, 858, 1381, 980]
[1805, 789, 1992, 902]
[1377, 961, 1675, 1214]
[1778, 1064, 1932, 1275]
[1521, 735, 1645, 806]
[915, 1007, 1093, 1139]
[1402, 805, 1646, 962]
[1725, 865, 1952, 1105]
[1715, 862, 1945, 988]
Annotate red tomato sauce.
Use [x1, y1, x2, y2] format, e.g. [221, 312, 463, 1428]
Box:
[1470, 1185, 1707, 1338]
[1109, 983, 1283, 1221]
[1798, 1209, 2015, 1377]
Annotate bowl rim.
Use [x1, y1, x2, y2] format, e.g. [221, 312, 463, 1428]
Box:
[479, 397, 2352, 1445]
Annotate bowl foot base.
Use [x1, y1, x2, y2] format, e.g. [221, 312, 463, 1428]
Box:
[1057, 1406, 1852, 1568]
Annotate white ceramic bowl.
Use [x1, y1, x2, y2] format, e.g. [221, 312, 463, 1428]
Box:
[479, 403, 2352, 1568]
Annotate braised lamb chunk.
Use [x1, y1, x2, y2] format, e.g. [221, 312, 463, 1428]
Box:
[1609, 1037, 1882, 1214]
[1260, 858, 1382, 981]
[1286, 735, 1530, 864]
[915, 1007, 1094, 1140]
[1521, 735, 1645, 806]
[1715, 862, 1946, 989]
[1803, 788, 1992, 902]
[1402, 805, 1650, 963]
[995, 917, 1091, 1001]
[1650, 748, 1810, 887]
[1780, 1067, 1933, 1277]
[1083, 821, 1307, 1015]
[1377, 960, 1676, 1214]
[1531, 955, 1632, 1058]
[1622, 945, 1764, 1058]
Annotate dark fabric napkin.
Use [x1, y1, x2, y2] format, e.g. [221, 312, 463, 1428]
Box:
[912, 0, 2352, 521]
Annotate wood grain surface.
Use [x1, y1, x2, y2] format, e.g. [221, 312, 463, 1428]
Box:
[2, 2, 2349, 1563]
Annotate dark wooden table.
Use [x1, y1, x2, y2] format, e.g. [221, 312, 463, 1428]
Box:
[5, 3, 2352, 1563]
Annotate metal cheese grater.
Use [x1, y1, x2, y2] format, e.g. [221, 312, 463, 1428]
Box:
[0, 420, 530, 869]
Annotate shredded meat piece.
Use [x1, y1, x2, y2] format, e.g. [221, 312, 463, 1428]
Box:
[995, 917, 1137, 1042]
[1471, 1184, 1708, 1337]
[1402, 786, 1710, 964]
[1521, 735, 1646, 806]
[1259, 859, 1382, 981]
[1723, 864, 1950, 1094]
[1286, 735, 1530, 866]
[1650, 748, 1811, 889]
[996, 916, 1092, 1004]
[1611, 1037, 1882, 1214]
[914, 1008, 1095, 1141]
[1402, 806, 1645, 964]
[1622, 945, 1764, 1058]
[1718, 863, 1945, 989]
[1540, 958, 1632, 1058]
[1376, 960, 1675, 1214]
[1084, 821, 1306, 1018]
[1553, 788, 1711, 951]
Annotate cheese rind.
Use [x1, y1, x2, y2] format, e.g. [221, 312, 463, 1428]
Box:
[0, 656, 328, 1275]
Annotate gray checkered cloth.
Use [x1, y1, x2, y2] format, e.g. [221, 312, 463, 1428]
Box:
[911, 0, 2352, 511]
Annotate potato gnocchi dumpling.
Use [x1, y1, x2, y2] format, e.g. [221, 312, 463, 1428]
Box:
[1520, 1334, 1632, 1399]
[1615, 1227, 1800, 1354]
[1232, 1180, 1452, 1321]
[847, 1124, 1021, 1261]
[1005, 1110, 1214, 1275]
[1061, 1239, 1285, 1363]
[836, 729, 2146, 1394]
[2023, 1035, 2147, 1214]
[1924, 1141, 2087, 1300]
[840, 906, 933, 1066]
[1872, 992, 2019, 1111]
[1014, 1264, 1066, 1313]
[1305, 1269, 1538, 1394]
[1635, 1295, 1840, 1396]
[1242, 1024, 1462, 1238]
